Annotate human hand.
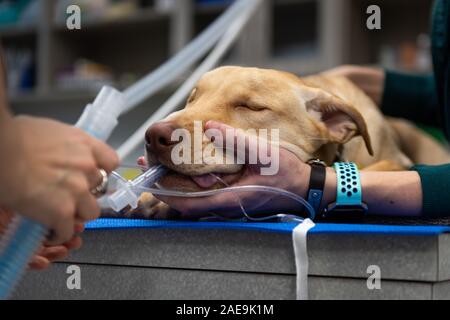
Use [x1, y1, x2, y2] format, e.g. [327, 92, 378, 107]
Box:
[0, 208, 83, 270]
[322, 65, 385, 106]
[0, 116, 119, 245]
[29, 223, 84, 270]
[151, 121, 312, 220]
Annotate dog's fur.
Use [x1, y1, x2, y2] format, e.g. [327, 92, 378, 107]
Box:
[135, 66, 450, 218]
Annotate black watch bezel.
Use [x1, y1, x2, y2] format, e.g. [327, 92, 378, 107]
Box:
[320, 202, 368, 220]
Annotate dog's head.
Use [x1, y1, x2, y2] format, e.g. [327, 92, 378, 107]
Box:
[145, 66, 373, 191]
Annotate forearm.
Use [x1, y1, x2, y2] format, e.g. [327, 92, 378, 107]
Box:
[320, 169, 423, 217]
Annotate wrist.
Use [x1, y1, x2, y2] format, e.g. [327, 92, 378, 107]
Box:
[320, 168, 337, 212]
[293, 164, 336, 216]
[291, 163, 311, 200]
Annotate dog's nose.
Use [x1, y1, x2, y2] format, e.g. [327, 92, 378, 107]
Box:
[145, 122, 178, 153]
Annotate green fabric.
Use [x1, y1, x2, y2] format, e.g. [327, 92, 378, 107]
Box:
[381, 72, 439, 127]
[418, 124, 448, 145]
[381, 0, 449, 134]
[431, 0, 450, 139]
[381, 0, 450, 217]
[412, 165, 450, 217]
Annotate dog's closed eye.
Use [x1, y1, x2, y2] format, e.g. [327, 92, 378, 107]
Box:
[235, 103, 268, 112]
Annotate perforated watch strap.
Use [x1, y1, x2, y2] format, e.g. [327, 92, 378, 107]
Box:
[333, 162, 362, 206]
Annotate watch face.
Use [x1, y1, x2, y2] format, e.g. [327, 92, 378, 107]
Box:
[330, 206, 367, 213]
[321, 204, 368, 221]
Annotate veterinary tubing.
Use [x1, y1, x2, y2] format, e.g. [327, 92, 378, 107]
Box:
[0, 121, 111, 299]
[117, 0, 263, 160]
[106, 165, 168, 212]
[208, 174, 314, 222]
[123, 0, 258, 113]
[104, 168, 315, 221]
[134, 186, 316, 222]
[0, 86, 126, 299]
[0, 0, 263, 299]
[110, 2, 262, 210]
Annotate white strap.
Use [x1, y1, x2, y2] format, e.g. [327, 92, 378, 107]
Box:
[292, 219, 315, 300]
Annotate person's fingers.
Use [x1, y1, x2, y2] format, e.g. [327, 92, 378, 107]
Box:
[63, 172, 99, 222]
[29, 238, 80, 270]
[76, 190, 100, 222]
[29, 255, 50, 270]
[85, 164, 106, 190]
[39, 245, 69, 261]
[42, 175, 75, 245]
[205, 121, 252, 154]
[86, 134, 119, 174]
[156, 189, 245, 219]
[205, 121, 274, 167]
[136, 157, 148, 172]
[46, 211, 75, 246]
[64, 235, 83, 250]
[29, 238, 82, 270]
[137, 157, 148, 173]
[137, 157, 148, 168]
[62, 142, 109, 190]
[74, 223, 85, 234]
[154, 196, 208, 217]
[29, 245, 69, 270]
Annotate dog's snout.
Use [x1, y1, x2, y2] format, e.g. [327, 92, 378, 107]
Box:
[145, 122, 178, 152]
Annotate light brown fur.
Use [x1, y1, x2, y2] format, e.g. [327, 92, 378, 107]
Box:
[132, 66, 450, 219]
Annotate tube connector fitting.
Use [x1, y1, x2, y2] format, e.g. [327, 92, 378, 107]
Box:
[107, 180, 140, 212]
[76, 86, 125, 141]
[107, 165, 167, 213]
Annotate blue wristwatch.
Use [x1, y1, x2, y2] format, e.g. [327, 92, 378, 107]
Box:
[321, 162, 368, 219]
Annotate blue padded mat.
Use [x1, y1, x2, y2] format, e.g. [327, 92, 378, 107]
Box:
[86, 218, 450, 236]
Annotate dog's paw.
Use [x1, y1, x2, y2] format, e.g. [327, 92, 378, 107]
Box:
[100, 192, 178, 220]
[127, 192, 175, 220]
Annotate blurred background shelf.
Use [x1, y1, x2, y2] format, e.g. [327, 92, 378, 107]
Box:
[0, 0, 434, 106]
[8, 89, 96, 104]
[195, 2, 229, 14]
[0, 24, 36, 38]
[52, 7, 170, 32]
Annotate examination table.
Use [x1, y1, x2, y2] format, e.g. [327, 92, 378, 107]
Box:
[12, 218, 450, 300]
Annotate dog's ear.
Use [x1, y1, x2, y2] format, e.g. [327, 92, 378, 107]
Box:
[305, 89, 374, 156]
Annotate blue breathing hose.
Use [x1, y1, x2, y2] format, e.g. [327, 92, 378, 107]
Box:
[0, 217, 46, 298]
[0, 129, 97, 299]
[0, 86, 124, 299]
[0, 160, 167, 300]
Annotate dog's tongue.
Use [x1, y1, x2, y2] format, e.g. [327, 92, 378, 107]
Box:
[191, 174, 218, 188]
